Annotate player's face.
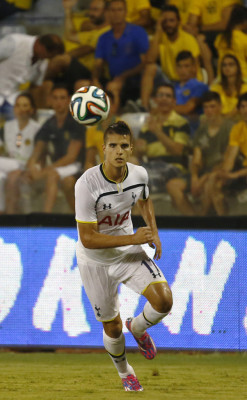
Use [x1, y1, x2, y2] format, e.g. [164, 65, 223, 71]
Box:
[203, 100, 222, 121]
[14, 96, 34, 120]
[50, 89, 70, 114]
[176, 58, 196, 82]
[108, 1, 127, 25]
[154, 87, 176, 113]
[161, 11, 179, 36]
[103, 133, 132, 168]
[239, 101, 247, 122]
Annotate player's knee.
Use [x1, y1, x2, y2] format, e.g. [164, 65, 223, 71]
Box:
[103, 316, 123, 338]
[154, 286, 173, 314]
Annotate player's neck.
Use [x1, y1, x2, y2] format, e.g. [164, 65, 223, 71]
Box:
[103, 162, 127, 183]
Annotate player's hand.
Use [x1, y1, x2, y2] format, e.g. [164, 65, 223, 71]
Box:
[133, 227, 154, 245]
[149, 233, 162, 260]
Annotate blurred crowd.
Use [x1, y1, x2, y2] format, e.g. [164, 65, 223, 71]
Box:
[1, 0, 247, 216]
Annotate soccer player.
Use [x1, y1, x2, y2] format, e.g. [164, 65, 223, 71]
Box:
[75, 121, 173, 391]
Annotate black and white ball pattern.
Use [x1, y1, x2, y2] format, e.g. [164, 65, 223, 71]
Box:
[70, 86, 110, 125]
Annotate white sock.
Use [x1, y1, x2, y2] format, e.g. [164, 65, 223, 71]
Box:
[103, 330, 135, 379]
[131, 302, 169, 338]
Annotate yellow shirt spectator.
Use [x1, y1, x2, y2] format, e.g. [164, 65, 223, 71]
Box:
[215, 30, 247, 79]
[210, 82, 247, 115]
[189, 0, 241, 27]
[6, 0, 32, 9]
[159, 29, 201, 81]
[139, 110, 190, 171]
[126, 0, 151, 23]
[64, 25, 110, 72]
[229, 120, 247, 166]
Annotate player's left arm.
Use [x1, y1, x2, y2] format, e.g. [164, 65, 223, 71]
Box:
[137, 197, 162, 260]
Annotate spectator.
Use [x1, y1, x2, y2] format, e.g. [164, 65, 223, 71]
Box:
[0, 33, 64, 120]
[92, 0, 149, 108]
[63, 0, 110, 73]
[169, 0, 192, 26]
[140, 5, 203, 110]
[190, 91, 235, 215]
[209, 93, 247, 215]
[214, 5, 247, 80]
[211, 54, 247, 117]
[135, 83, 195, 215]
[0, 92, 40, 214]
[174, 50, 208, 131]
[185, 0, 241, 36]
[125, 0, 153, 29]
[24, 84, 85, 213]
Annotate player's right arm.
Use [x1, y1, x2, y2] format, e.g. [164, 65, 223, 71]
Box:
[77, 222, 154, 249]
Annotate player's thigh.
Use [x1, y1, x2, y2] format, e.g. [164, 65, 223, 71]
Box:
[77, 255, 119, 322]
[123, 251, 167, 295]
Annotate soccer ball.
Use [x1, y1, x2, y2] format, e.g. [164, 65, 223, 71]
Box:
[69, 86, 110, 125]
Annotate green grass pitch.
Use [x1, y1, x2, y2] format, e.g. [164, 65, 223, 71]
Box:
[0, 351, 246, 400]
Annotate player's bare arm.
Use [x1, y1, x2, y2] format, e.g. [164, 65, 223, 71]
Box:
[78, 222, 154, 249]
[137, 198, 162, 260]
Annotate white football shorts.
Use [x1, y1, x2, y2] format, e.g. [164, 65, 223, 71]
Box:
[76, 246, 167, 322]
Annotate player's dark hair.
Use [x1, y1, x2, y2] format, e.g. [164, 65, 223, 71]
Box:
[154, 83, 176, 98]
[161, 4, 180, 20]
[176, 51, 195, 64]
[237, 92, 247, 108]
[202, 91, 221, 104]
[38, 34, 65, 56]
[104, 121, 132, 143]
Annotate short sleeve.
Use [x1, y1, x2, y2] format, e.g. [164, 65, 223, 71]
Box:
[70, 118, 86, 142]
[139, 166, 150, 200]
[95, 34, 106, 60]
[75, 178, 97, 223]
[229, 124, 241, 147]
[189, 0, 201, 16]
[133, 26, 149, 55]
[192, 82, 208, 98]
[34, 121, 50, 142]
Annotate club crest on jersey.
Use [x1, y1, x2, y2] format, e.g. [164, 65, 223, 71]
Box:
[131, 192, 137, 206]
[98, 211, 130, 226]
[103, 203, 112, 210]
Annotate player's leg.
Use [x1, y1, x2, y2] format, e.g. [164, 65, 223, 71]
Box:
[102, 315, 142, 391]
[77, 253, 142, 391]
[124, 252, 172, 359]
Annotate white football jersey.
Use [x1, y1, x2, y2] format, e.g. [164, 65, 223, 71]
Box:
[75, 162, 149, 264]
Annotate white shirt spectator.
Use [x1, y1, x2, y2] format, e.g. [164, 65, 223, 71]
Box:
[0, 34, 48, 106]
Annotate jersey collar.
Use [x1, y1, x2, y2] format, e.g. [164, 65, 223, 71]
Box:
[100, 163, 129, 184]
